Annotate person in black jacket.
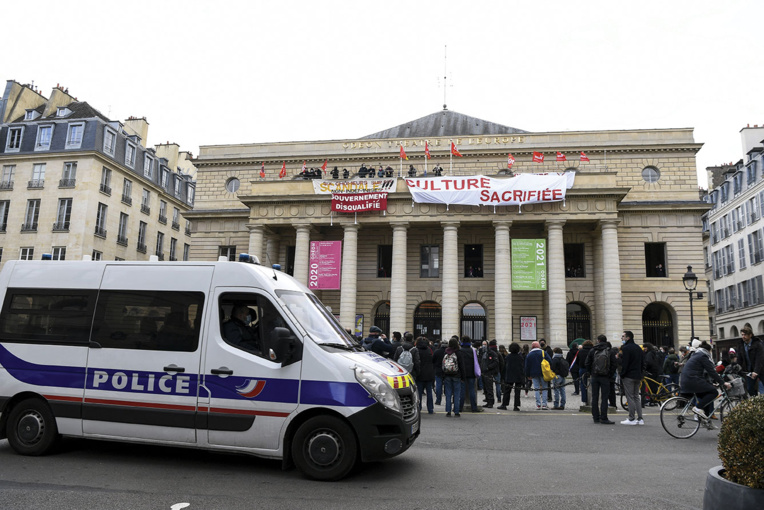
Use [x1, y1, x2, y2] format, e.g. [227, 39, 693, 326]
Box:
[578, 340, 594, 405]
[680, 341, 731, 420]
[415, 336, 435, 414]
[739, 326, 764, 396]
[498, 342, 525, 411]
[480, 340, 501, 408]
[442, 337, 466, 417]
[619, 330, 645, 425]
[643, 342, 663, 401]
[585, 334, 618, 424]
[566, 343, 581, 395]
[433, 338, 449, 405]
[459, 336, 483, 413]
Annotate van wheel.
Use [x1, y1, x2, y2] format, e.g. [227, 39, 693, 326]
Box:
[6, 398, 59, 456]
[291, 416, 357, 481]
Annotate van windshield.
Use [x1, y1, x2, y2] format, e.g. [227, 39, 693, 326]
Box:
[277, 290, 358, 347]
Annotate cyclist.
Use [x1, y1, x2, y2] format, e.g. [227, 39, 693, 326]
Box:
[679, 340, 731, 421]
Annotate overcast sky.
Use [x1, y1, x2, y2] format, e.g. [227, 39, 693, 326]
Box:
[5, 0, 763, 187]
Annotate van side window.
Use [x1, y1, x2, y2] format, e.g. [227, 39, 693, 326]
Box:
[91, 290, 204, 352]
[0, 289, 96, 345]
[220, 292, 295, 361]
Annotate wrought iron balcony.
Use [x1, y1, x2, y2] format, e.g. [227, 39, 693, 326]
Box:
[52, 221, 70, 232]
[27, 180, 44, 189]
[122, 195, 133, 206]
[21, 222, 38, 232]
[59, 178, 76, 188]
[137, 242, 147, 254]
[99, 183, 112, 195]
[117, 235, 128, 247]
[0, 181, 14, 190]
[94, 226, 107, 238]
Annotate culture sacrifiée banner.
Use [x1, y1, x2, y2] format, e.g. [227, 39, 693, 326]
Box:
[405, 172, 574, 206]
[308, 241, 342, 290]
[512, 239, 547, 290]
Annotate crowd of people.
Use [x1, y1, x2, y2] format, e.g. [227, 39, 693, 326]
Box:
[355, 325, 764, 425]
[295, 163, 447, 180]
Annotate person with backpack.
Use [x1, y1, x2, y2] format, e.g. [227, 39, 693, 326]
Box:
[480, 340, 501, 408]
[498, 342, 525, 411]
[415, 336, 435, 414]
[662, 347, 680, 388]
[442, 337, 466, 417]
[524, 341, 552, 410]
[394, 332, 420, 379]
[585, 334, 618, 424]
[550, 347, 569, 410]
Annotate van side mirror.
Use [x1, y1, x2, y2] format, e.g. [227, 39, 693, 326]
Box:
[273, 326, 302, 366]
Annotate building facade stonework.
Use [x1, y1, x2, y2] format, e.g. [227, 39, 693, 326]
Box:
[188, 111, 708, 347]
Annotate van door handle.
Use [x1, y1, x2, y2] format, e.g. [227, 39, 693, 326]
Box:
[211, 368, 233, 376]
[164, 364, 185, 373]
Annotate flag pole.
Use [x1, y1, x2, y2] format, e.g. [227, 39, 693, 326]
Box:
[424, 140, 428, 176]
[399, 142, 403, 178]
[449, 139, 452, 175]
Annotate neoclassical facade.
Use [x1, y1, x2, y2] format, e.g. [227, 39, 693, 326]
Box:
[188, 110, 708, 347]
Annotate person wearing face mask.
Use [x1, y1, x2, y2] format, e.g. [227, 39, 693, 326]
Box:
[619, 330, 645, 425]
[223, 304, 261, 354]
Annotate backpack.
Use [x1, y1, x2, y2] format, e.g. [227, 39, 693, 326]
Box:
[554, 358, 570, 378]
[397, 347, 415, 372]
[443, 352, 459, 375]
[593, 347, 610, 376]
[541, 354, 556, 382]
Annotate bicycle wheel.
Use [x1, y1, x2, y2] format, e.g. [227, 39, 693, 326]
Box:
[655, 383, 680, 405]
[719, 397, 743, 423]
[660, 396, 701, 439]
[620, 391, 629, 411]
[581, 372, 590, 390]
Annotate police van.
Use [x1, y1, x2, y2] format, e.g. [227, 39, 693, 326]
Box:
[0, 257, 419, 481]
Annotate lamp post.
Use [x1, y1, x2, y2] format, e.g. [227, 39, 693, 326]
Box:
[682, 265, 703, 341]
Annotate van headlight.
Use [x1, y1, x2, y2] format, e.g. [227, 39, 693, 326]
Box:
[354, 367, 402, 414]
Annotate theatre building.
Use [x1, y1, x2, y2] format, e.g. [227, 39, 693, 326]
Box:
[187, 110, 708, 348]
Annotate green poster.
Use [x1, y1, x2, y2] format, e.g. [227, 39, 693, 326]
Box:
[511, 239, 547, 290]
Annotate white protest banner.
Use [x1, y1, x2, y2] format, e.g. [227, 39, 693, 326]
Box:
[404, 172, 575, 206]
[313, 178, 396, 195]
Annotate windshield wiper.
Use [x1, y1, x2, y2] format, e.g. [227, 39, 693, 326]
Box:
[321, 343, 356, 351]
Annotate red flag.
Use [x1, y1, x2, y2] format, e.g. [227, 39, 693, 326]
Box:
[451, 142, 463, 157]
[556, 152, 567, 162]
[301, 161, 306, 173]
[580, 151, 590, 162]
[321, 159, 328, 174]
[425, 141, 431, 160]
[279, 161, 286, 179]
[259, 162, 265, 178]
[532, 152, 544, 163]
[507, 153, 515, 168]
[400, 144, 408, 160]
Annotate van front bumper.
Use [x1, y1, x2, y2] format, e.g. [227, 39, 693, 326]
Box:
[347, 400, 420, 463]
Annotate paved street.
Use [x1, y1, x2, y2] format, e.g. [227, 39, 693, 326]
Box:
[0, 387, 721, 510]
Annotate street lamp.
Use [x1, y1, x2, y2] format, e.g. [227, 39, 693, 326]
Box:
[682, 265, 703, 341]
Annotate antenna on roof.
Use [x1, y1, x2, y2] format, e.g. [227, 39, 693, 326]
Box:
[443, 45, 448, 110]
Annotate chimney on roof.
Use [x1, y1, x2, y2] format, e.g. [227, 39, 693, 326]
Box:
[124, 117, 150, 146]
[43, 85, 76, 118]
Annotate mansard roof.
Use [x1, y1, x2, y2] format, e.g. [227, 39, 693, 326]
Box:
[11, 101, 110, 123]
[361, 109, 530, 139]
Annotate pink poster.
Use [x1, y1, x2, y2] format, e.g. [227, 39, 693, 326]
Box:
[309, 241, 342, 290]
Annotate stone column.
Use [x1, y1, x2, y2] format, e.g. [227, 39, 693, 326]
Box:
[389, 222, 409, 334]
[493, 221, 512, 343]
[293, 224, 311, 286]
[246, 224, 265, 263]
[592, 231, 605, 337]
[546, 220, 567, 347]
[339, 224, 360, 330]
[601, 219, 624, 338]
[442, 222, 460, 340]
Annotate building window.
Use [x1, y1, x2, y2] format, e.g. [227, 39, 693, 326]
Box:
[117, 213, 129, 246]
[137, 221, 147, 253]
[122, 178, 132, 205]
[377, 245, 392, 277]
[183, 243, 190, 261]
[749, 161, 759, 186]
[645, 243, 667, 277]
[144, 154, 154, 179]
[54, 198, 72, 231]
[52, 247, 66, 260]
[733, 172, 744, 196]
[225, 177, 240, 193]
[749, 231, 764, 265]
[29, 163, 45, 188]
[642, 166, 660, 183]
[5, 127, 23, 152]
[464, 244, 483, 277]
[172, 207, 180, 230]
[95, 203, 108, 238]
[103, 128, 116, 155]
[57, 107, 71, 118]
[739, 238, 747, 270]
[24, 110, 39, 120]
[564, 243, 585, 277]
[141, 189, 151, 214]
[125, 142, 136, 168]
[20, 247, 34, 260]
[0, 200, 9, 232]
[161, 169, 169, 188]
[169, 238, 177, 261]
[420, 245, 440, 278]
[219, 246, 236, 261]
[100, 167, 112, 195]
[65, 122, 84, 149]
[187, 185, 195, 205]
[23, 199, 40, 231]
[60, 162, 77, 188]
[174, 178, 181, 198]
[35, 125, 53, 151]
[158, 200, 167, 224]
[92, 250, 103, 261]
[1, 165, 14, 190]
[155, 232, 164, 259]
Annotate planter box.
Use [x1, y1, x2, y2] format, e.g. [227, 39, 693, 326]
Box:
[704, 466, 764, 510]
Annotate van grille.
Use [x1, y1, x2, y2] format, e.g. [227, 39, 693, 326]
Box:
[401, 394, 417, 422]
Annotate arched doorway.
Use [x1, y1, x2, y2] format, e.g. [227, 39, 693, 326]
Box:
[566, 302, 591, 347]
[461, 302, 487, 342]
[373, 301, 390, 338]
[414, 301, 442, 341]
[642, 303, 674, 347]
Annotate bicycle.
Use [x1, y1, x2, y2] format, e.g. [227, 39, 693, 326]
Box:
[659, 377, 746, 439]
[620, 375, 679, 410]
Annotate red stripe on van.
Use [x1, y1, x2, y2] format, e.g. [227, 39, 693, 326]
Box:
[44, 395, 82, 402]
[84, 397, 197, 412]
[209, 407, 290, 418]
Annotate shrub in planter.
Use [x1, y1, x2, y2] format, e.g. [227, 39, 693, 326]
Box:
[718, 395, 764, 489]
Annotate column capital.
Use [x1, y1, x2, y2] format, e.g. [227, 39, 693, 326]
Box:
[599, 218, 621, 229]
[391, 221, 410, 231]
[342, 223, 361, 232]
[545, 219, 566, 233]
[441, 221, 460, 230]
[492, 220, 513, 230]
[293, 223, 315, 234]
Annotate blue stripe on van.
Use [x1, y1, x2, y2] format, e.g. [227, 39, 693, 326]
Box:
[300, 380, 373, 407]
[0, 343, 86, 388]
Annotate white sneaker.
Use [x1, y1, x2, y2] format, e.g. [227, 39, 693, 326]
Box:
[636, 419, 645, 425]
[692, 407, 708, 419]
[620, 418, 637, 425]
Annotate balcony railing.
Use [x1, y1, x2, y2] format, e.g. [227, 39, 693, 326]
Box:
[137, 242, 147, 254]
[172, 221, 180, 231]
[59, 178, 76, 188]
[117, 235, 128, 247]
[99, 183, 112, 195]
[122, 195, 133, 206]
[27, 179, 44, 189]
[155, 253, 165, 261]
[185, 226, 192, 236]
[21, 222, 38, 232]
[140, 204, 151, 215]
[0, 181, 13, 190]
[94, 226, 107, 238]
[52, 221, 70, 232]
[158, 215, 167, 225]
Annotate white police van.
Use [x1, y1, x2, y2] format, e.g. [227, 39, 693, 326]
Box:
[0, 257, 419, 480]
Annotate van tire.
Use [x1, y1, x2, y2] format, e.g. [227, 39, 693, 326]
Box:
[291, 415, 357, 481]
[6, 398, 59, 456]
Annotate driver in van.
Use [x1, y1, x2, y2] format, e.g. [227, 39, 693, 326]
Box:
[223, 304, 261, 355]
